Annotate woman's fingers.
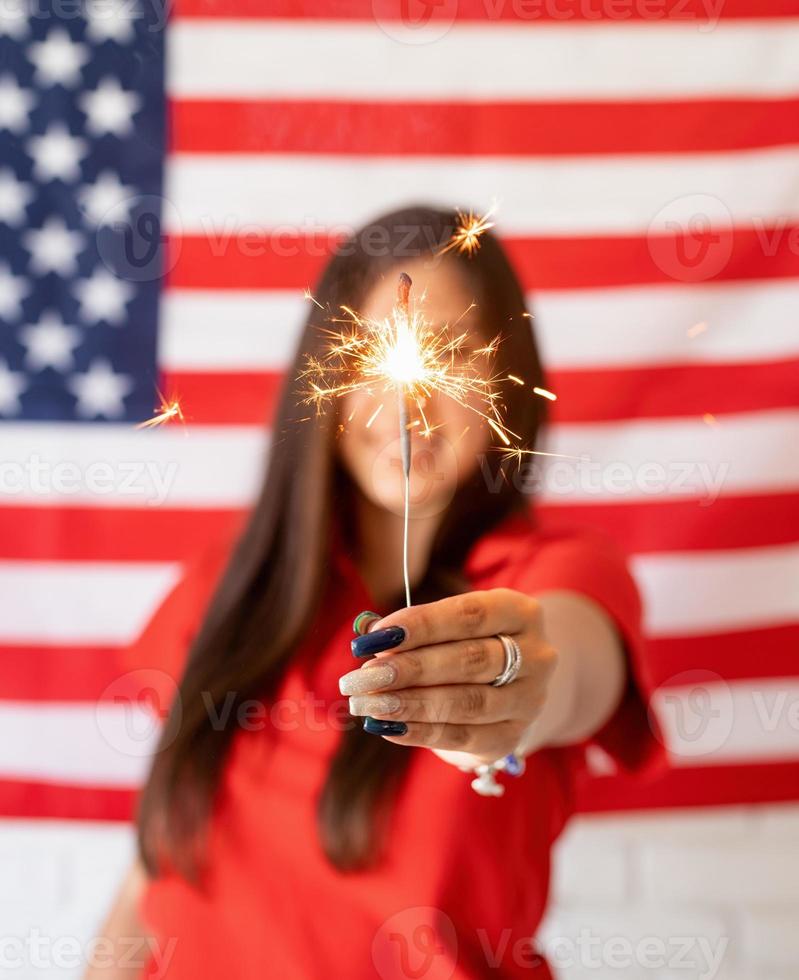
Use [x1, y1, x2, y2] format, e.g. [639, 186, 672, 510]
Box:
[339, 635, 556, 695]
[341, 635, 509, 694]
[354, 588, 539, 654]
[348, 679, 543, 726]
[375, 717, 529, 759]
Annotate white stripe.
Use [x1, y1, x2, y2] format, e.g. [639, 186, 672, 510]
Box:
[0, 422, 265, 508]
[161, 281, 799, 373]
[633, 543, 799, 637]
[0, 562, 180, 644]
[0, 703, 159, 786]
[168, 21, 799, 99]
[1, 547, 795, 647]
[165, 146, 799, 235]
[159, 290, 305, 371]
[3, 678, 795, 788]
[534, 279, 799, 369]
[540, 408, 799, 502]
[652, 679, 799, 764]
[2, 411, 797, 509]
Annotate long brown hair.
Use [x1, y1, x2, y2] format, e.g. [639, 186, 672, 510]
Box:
[137, 205, 547, 879]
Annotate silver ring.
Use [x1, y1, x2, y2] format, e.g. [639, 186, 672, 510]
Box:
[490, 634, 522, 687]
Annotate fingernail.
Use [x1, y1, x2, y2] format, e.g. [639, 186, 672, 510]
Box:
[348, 693, 402, 716]
[339, 661, 397, 695]
[351, 626, 405, 658]
[352, 610, 381, 636]
[363, 717, 408, 736]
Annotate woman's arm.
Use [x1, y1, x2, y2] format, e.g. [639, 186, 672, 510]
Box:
[83, 858, 153, 979]
[514, 590, 627, 755]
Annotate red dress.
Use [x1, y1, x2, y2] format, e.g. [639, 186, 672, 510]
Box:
[127, 509, 663, 979]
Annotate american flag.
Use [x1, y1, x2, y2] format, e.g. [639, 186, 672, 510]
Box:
[2, 0, 798, 822]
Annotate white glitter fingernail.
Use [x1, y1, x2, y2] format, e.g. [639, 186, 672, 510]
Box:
[338, 662, 397, 695]
[348, 693, 402, 716]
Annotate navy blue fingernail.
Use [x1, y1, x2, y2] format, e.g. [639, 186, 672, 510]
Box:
[363, 717, 408, 736]
[351, 626, 406, 658]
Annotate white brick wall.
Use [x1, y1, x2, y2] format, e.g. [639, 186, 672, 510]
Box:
[0, 804, 796, 978]
[540, 803, 799, 980]
[0, 821, 135, 980]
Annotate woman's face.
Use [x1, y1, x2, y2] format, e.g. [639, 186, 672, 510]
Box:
[336, 259, 491, 520]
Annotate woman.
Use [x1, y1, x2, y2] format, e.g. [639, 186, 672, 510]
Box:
[90, 205, 662, 979]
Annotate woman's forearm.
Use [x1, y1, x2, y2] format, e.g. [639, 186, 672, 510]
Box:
[84, 858, 154, 979]
[517, 590, 628, 755]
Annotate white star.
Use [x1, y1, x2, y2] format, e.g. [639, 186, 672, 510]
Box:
[0, 358, 27, 416]
[78, 170, 136, 226]
[85, 0, 140, 43]
[73, 268, 134, 324]
[28, 28, 89, 87]
[0, 0, 27, 39]
[19, 311, 82, 372]
[79, 77, 140, 137]
[27, 124, 88, 182]
[23, 216, 85, 275]
[68, 357, 133, 418]
[0, 262, 29, 319]
[0, 169, 34, 225]
[0, 75, 35, 132]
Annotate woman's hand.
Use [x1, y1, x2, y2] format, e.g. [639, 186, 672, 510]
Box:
[338, 589, 558, 770]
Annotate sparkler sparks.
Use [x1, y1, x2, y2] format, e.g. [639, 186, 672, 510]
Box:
[136, 388, 185, 429]
[304, 287, 325, 310]
[299, 277, 518, 448]
[298, 272, 579, 603]
[437, 206, 496, 258]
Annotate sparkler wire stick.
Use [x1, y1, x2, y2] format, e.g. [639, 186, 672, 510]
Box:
[396, 272, 413, 608]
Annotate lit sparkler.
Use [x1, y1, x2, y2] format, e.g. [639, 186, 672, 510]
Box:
[300, 275, 518, 447]
[299, 272, 576, 605]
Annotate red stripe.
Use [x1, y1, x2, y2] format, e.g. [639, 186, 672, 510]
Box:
[173, 0, 799, 20]
[0, 646, 130, 701]
[0, 779, 137, 822]
[162, 370, 282, 426]
[162, 359, 799, 426]
[538, 492, 799, 553]
[647, 625, 799, 687]
[1, 762, 795, 823]
[549, 358, 799, 423]
[0, 646, 189, 702]
[2, 493, 798, 563]
[171, 97, 799, 156]
[168, 225, 799, 291]
[0, 507, 242, 561]
[576, 760, 799, 812]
